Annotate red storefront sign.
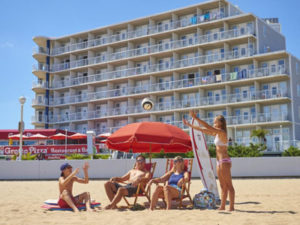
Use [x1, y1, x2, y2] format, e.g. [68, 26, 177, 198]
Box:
[0, 145, 93, 155]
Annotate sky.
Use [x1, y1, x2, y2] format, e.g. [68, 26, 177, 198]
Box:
[0, 0, 299, 129]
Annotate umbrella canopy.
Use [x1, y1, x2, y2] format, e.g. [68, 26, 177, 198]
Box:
[27, 133, 48, 140]
[69, 133, 87, 140]
[106, 122, 192, 153]
[49, 133, 68, 140]
[97, 132, 111, 138]
[8, 133, 28, 140]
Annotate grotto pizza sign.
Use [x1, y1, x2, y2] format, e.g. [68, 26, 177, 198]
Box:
[0, 145, 90, 155]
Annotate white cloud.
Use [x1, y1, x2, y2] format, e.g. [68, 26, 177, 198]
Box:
[0, 42, 14, 48]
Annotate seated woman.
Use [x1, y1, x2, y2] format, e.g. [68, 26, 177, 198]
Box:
[147, 156, 189, 210]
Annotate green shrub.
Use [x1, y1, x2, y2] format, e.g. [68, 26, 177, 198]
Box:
[12, 153, 37, 160]
[228, 143, 265, 157]
[66, 154, 111, 160]
[66, 154, 90, 160]
[93, 154, 110, 159]
[142, 150, 194, 159]
[282, 146, 300, 156]
[208, 144, 216, 158]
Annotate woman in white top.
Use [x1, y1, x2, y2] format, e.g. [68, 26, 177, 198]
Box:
[183, 111, 235, 211]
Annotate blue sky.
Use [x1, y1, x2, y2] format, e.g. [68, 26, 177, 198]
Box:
[0, 0, 299, 129]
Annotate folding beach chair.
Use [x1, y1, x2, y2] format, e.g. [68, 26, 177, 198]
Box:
[162, 158, 193, 208]
[122, 162, 157, 207]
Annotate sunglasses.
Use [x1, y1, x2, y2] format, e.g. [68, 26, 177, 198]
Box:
[174, 159, 183, 163]
[136, 159, 145, 163]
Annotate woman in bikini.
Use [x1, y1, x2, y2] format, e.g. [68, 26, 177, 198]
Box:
[183, 111, 235, 211]
[147, 156, 189, 210]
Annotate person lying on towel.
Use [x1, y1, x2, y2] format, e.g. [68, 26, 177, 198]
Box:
[104, 155, 150, 209]
[58, 162, 93, 212]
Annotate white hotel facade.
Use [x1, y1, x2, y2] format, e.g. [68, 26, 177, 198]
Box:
[32, 0, 300, 152]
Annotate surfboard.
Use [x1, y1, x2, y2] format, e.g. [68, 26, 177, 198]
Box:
[189, 118, 220, 200]
[41, 202, 101, 211]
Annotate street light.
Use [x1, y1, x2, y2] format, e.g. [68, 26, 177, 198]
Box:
[18, 96, 26, 161]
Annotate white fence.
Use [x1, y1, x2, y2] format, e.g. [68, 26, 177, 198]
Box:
[0, 157, 299, 180]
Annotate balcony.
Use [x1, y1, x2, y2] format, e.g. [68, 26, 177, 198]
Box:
[167, 112, 290, 131]
[31, 116, 46, 124]
[49, 65, 288, 106]
[47, 10, 228, 56]
[32, 98, 48, 107]
[48, 88, 289, 123]
[51, 47, 264, 89]
[48, 27, 254, 73]
[32, 81, 48, 90]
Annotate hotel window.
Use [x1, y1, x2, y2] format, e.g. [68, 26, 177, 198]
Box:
[278, 59, 285, 68]
[297, 84, 300, 97]
[247, 22, 254, 33]
[270, 64, 276, 73]
[251, 107, 256, 118]
[263, 26, 266, 37]
[272, 86, 277, 95]
[215, 93, 220, 102]
[243, 90, 248, 98]
[244, 111, 249, 120]
[240, 27, 245, 35]
[296, 62, 300, 75]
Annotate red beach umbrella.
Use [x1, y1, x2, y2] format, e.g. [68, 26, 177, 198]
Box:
[8, 133, 28, 140]
[97, 132, 111, 138]
[27, 133, 48, 140]
[106, 122, 192, 153]
[69, 133, 87, 140]
[49, 133, 68, 140]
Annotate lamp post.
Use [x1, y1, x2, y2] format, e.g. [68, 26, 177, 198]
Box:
[18, 96, 26, 161]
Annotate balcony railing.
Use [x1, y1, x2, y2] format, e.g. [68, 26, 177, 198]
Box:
[48, 46, 263, 89]
[33, 46, 49, 55]
[49, 27, 254, 72]
[32, 63, 49, 73]
[167, 112, 290, 130]
[32, 98, 48, 106]
[31, 116, 46, 124]
[48, 65, 288, 106]
[48, 10, 228, 56]
[48, 89, 289, 123]
[32, 81, 48, 89]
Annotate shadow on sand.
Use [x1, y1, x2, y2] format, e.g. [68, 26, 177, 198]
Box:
[235, 201, 261, 205]
[235, 209, 296, 214]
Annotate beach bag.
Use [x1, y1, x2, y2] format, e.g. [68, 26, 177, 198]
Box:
[193, 189, 216, 209]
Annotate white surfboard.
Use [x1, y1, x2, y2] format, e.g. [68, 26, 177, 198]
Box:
[189, 119, 220, 200]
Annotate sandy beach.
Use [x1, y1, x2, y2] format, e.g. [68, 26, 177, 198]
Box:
[0, 178, 299, 225]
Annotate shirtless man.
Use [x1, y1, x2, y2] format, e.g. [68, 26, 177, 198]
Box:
[58, 162, 93, 212]
[104, 155, 150, 209]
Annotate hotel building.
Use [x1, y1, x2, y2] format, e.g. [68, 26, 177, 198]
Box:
[32, 0, 300, 152]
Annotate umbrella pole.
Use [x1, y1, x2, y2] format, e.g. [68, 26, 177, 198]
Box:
[149, 144, 152, 164]
[65, 129, 67, 154]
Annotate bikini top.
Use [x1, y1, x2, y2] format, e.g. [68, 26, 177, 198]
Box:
[214, 134, 228, 147]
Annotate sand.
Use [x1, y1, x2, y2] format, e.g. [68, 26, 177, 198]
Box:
[0, 178, 299, 225]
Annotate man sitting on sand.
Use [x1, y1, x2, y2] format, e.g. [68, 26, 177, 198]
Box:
[104, 155, 150, 209]
[58, 162, 93, 212]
